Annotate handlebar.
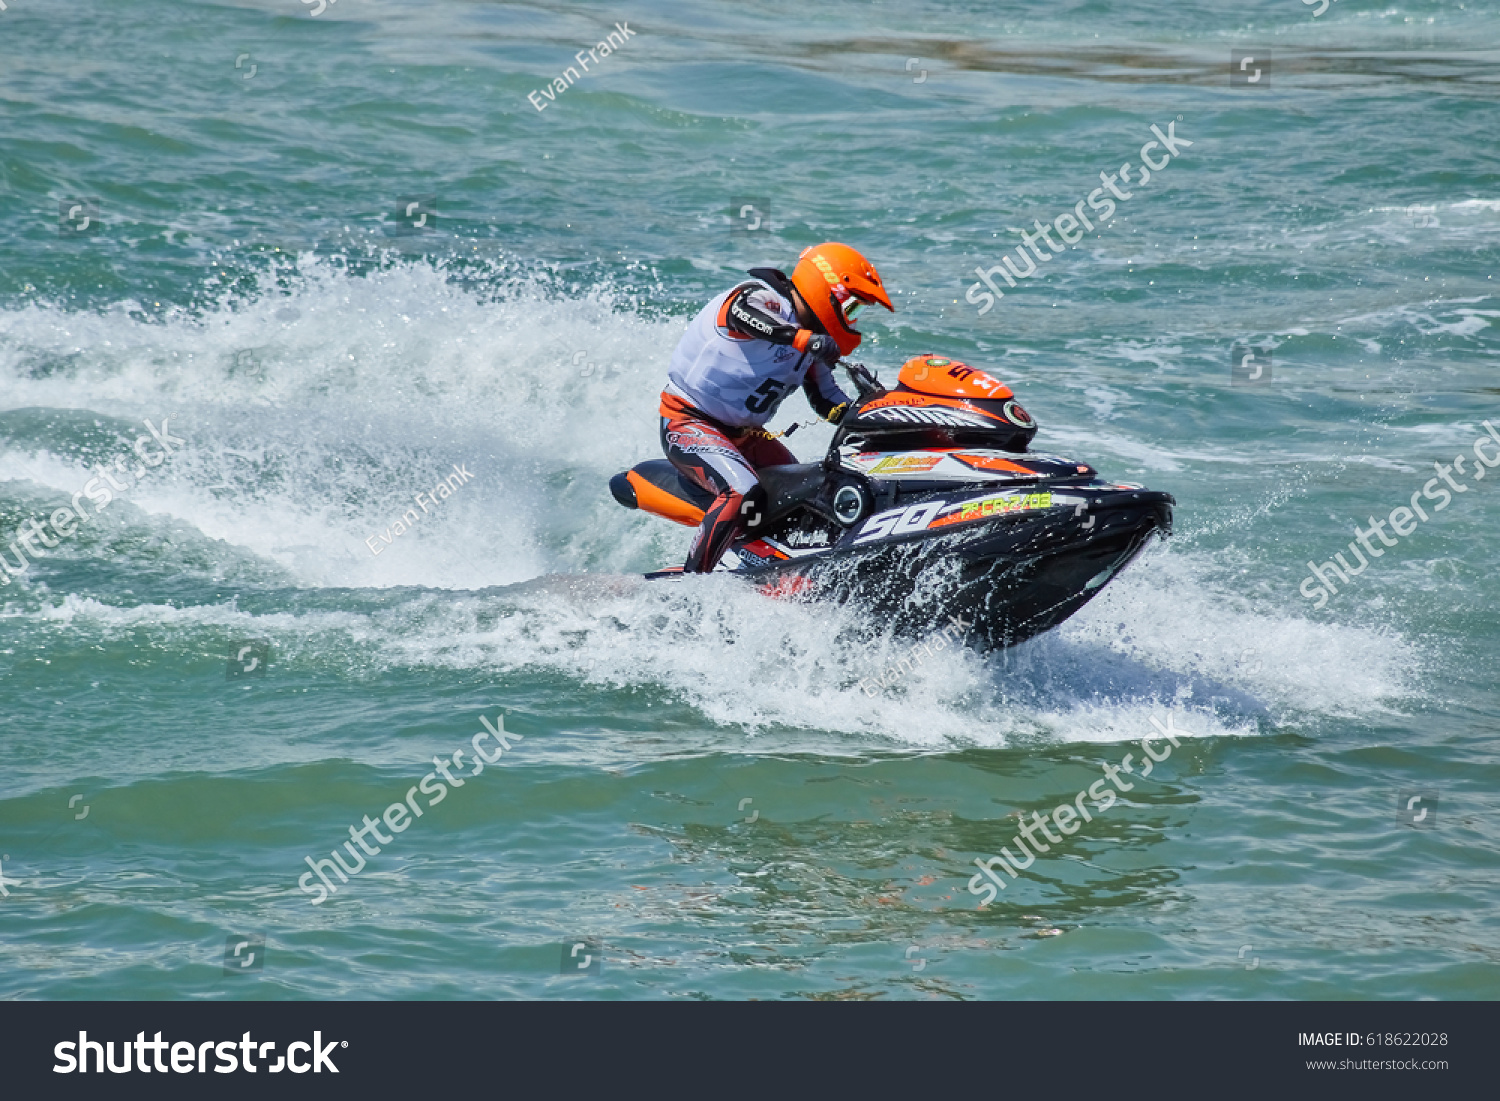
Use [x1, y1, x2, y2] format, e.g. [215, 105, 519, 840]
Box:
[840, 361, 885, 399]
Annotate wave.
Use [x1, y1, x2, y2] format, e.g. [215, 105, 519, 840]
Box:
[10, 539, 1420, 751]
[0, 259, 1423, 748]
[0, 257, 684, 589]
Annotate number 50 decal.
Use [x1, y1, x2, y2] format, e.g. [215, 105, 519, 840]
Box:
[854, 500, 944, 545]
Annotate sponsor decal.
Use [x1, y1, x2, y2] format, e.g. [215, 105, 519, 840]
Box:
[866, 406, 994, 428]
[929, 491, 1054, 529]
[778, 526, 834, 549]
[952, 451, 1036, 475]
[870, 454, 944, 474]
[900, 356, 1014, 398]
[736, 539, 788, 566]
[729, 298, 774, 335]
[810, 253, 841, 286]
[939, 366, 1009, 396]
[853, 500, 946, 544]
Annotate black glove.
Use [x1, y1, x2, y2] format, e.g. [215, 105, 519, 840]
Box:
[803, 333, 841, 365]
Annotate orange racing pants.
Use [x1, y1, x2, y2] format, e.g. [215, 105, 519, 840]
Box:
[659, 392, 795, 573]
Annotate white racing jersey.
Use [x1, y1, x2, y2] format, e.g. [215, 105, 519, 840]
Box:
[666, 280, 849, 428]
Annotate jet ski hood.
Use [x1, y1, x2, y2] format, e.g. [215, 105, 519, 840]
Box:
[845, 354, 1039, 453]
[895, 355, 1014, 401]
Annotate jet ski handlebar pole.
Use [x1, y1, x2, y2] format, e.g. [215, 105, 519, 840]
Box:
[840, 361, 886, 399]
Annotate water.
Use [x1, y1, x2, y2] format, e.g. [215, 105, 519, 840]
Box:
[1, 0, 1497, 999]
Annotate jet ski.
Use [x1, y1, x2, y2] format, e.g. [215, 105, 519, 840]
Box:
[609, 354, 1173, 650]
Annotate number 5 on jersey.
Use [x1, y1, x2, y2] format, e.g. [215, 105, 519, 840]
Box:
[744, 378, 788, 414]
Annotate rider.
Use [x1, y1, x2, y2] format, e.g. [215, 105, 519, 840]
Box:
[661, 242, 895, 572]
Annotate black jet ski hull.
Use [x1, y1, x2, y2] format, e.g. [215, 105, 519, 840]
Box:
[619, 355, 1175, 652]
[723, 488, 1172, 650]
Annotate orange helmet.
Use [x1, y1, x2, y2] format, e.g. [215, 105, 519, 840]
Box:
[790, 242, 894, 357]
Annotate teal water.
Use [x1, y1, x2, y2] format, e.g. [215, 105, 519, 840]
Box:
[2, 0, 1498, 999]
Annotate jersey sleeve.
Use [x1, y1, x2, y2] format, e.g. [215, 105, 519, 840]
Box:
[802, 360, 852, 421]
[725, 286, 803, 345]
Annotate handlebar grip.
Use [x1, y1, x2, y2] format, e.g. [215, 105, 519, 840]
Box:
[842, 362, 885, 399]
